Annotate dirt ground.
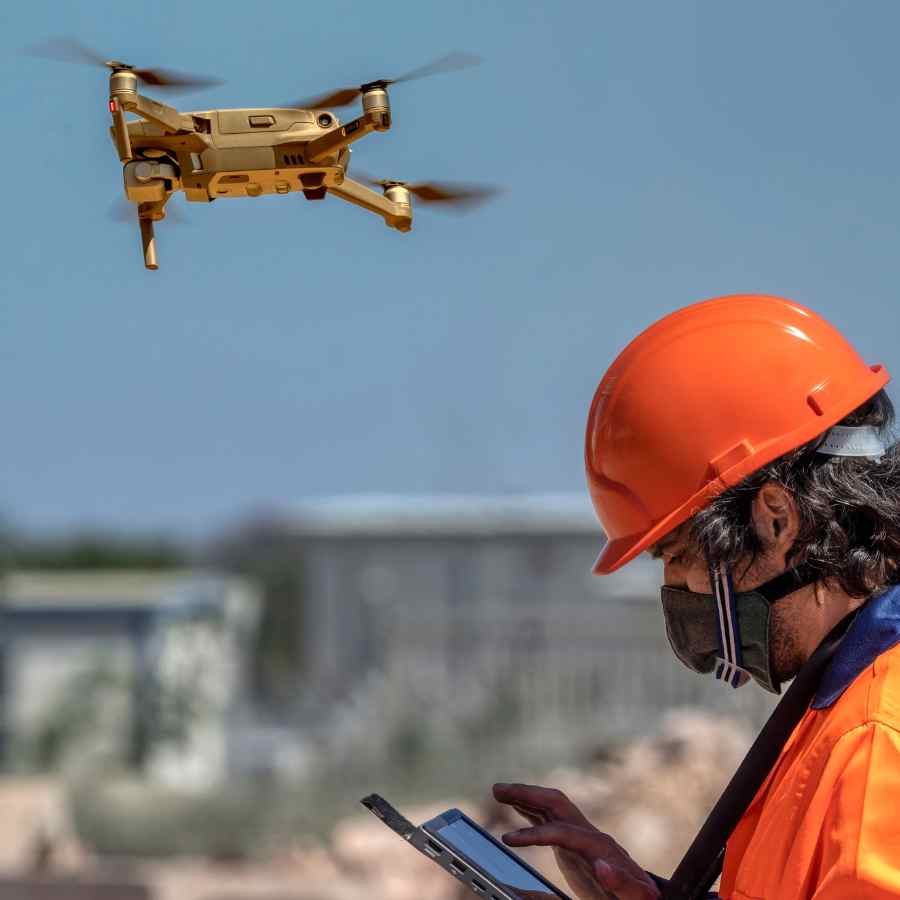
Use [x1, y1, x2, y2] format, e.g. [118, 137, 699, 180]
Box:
[0, 711, 751, 900]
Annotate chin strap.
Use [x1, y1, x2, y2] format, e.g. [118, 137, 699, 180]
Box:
[710, 564, 751, 689]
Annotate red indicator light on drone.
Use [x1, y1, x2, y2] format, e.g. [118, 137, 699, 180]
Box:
[109, 99, 117, 113]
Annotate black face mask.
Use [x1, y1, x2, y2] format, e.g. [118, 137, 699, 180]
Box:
[660, 564, 820, 694]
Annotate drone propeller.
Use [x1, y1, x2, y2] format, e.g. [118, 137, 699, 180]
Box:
[352, 170, 501, 211]
[25, 37, 223, 93]
[290, 51, 481, 109]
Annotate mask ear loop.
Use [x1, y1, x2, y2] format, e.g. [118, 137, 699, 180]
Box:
[710, 562, 752, 689]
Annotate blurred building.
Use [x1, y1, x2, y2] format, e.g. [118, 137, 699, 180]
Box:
[229, 495, 776, 779]
[0, 570, 259, 788]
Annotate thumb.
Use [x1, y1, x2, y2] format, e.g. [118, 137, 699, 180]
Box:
[594, 858, 656, 900]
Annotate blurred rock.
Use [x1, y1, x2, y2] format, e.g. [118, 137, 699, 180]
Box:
[485, 709, 751, 879]
[0, 778, 86, 873]
[0, 710, 753, 899]
[301, 709, 749, 899]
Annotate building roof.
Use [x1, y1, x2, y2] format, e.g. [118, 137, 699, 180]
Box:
[0, 570, 249, 613]
[283, 493, 601, 537]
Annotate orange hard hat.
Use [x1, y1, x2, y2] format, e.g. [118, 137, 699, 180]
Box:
[586, 294, 890, 575]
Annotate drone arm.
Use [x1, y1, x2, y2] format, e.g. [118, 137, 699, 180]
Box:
[119, 92, 194, 135]
[328, 177, 412, 232]
[305, 110, 387, 164]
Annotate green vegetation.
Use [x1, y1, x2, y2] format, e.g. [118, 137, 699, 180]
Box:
[9, 534, 189, 570]
[209, 520, 307, 707]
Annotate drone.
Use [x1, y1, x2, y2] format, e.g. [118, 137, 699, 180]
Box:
[31, 39, 499, 270]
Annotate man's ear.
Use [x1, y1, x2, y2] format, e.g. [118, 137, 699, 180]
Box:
[751, 482, 799, 555]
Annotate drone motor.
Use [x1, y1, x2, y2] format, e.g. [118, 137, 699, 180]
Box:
[382, 183, 411, 208]
[361, 84, 391, 131]
[108, 66, 139, 98]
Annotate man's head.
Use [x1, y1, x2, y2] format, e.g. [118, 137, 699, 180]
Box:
[653, 389, 899, 681]
[646, 482, 799, 596]
[586, 295, 897, 686]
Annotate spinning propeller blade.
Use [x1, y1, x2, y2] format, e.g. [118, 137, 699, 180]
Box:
[25, 37, 106, 67]
[289, 51, 482, 109]
[389, 52, 482, 87]
[25, 36, 223, 93]
[129, 67, 223, 91]
[352, 170, 501, 212]
[296, 87, 366, 110]
[406, 182, 500, 209]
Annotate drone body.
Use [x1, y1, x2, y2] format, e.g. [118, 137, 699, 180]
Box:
[118, 101, 378, 205]
[19, 39, 495, 270]
[109, 67, 414, 269]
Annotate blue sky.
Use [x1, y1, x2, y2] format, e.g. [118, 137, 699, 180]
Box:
[3, 1, 900, 536]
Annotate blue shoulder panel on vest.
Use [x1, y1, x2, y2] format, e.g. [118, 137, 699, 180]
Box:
[812, 585, 900, 709]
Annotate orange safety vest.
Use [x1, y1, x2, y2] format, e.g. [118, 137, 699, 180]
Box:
[720, 631, 900, 899]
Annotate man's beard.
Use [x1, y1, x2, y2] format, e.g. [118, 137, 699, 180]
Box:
[769, 599, 807, 684]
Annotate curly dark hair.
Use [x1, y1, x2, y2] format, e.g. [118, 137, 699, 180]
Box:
[690, 389, 900, 598]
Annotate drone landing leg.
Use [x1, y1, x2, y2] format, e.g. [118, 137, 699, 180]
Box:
[139, 217, 159, 270]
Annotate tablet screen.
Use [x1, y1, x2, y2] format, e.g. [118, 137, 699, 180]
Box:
[430, 815, 565, 899]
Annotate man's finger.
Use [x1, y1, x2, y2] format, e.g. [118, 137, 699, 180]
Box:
[501, 822, 615, 856]
[492, 783, 586, 822]
[511, 804, 547, 826]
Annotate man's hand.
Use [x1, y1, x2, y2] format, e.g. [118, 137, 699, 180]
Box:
[492, 783, 661, 900]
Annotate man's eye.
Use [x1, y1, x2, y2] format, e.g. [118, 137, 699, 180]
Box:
[668, 552, 684, 565]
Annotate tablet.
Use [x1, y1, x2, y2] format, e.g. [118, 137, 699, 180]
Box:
[361, 793, 573, 900]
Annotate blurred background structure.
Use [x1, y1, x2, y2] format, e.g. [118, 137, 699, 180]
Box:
[4, 0, 900, 895]
[218, 496, 774, 792]
[0, 496, 775, 898]
[0, 570, 259, 784]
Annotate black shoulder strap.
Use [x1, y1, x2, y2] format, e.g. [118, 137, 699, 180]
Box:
[659, 612, 855, 900]
[755, 563, 820, 604]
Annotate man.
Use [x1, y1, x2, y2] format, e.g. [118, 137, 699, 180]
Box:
[493, 295, 900, 899]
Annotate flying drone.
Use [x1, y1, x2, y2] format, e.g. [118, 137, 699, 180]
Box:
[31, 39, 499, 270]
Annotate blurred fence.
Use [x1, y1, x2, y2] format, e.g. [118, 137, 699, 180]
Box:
[257, 593, 776, 836]
[308, 601, 776, 772]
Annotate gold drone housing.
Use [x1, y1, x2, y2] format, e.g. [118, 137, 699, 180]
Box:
[28, 40, 495, 269]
